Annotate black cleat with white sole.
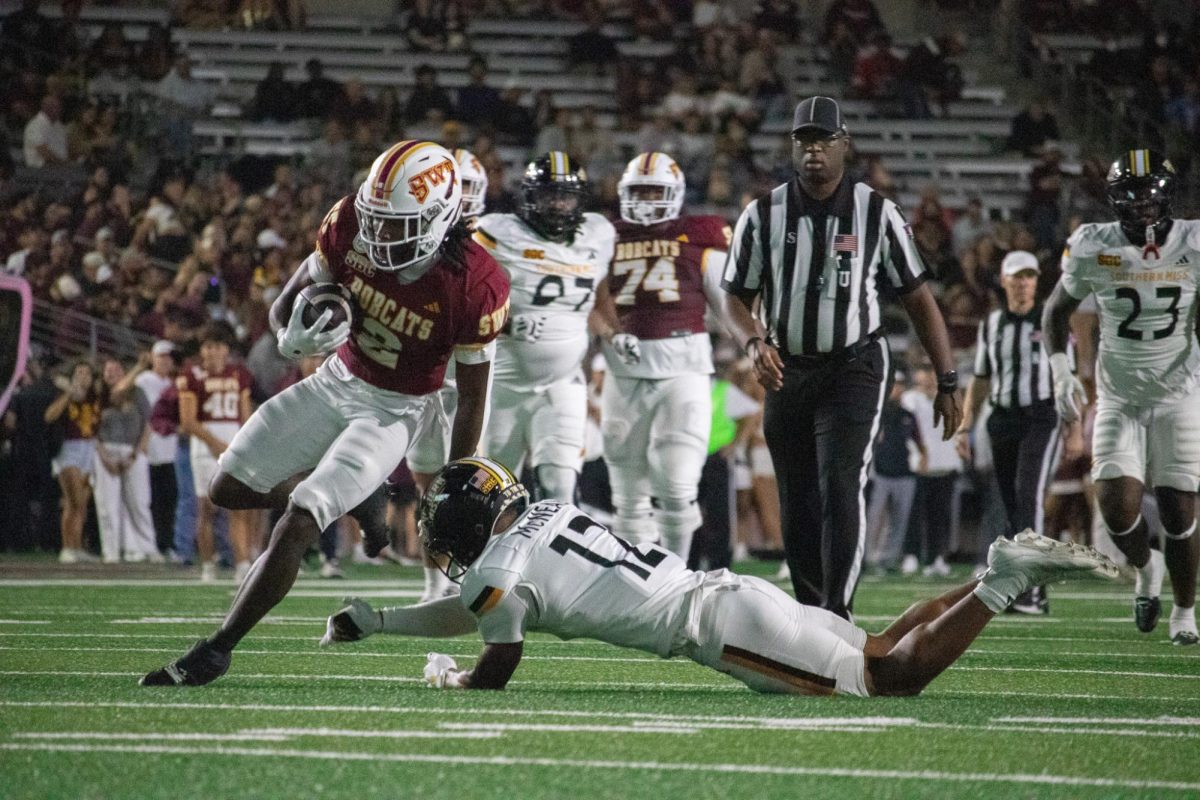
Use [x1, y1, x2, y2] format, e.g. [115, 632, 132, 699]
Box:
[140, 639, 231, 686]
[1171, 630, 1199, 647]
[1134, 596, 1161, 633]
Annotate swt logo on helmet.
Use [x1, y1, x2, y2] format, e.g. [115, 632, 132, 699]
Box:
[408, 160, 457, 203]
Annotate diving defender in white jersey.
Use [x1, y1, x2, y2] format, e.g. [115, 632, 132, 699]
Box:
[322, 457, 1117, 696]
[1043, 149, 1200, 645]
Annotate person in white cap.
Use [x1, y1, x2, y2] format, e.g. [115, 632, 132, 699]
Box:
[134, 340, 180, 557]
[958, 250, 1076, 614]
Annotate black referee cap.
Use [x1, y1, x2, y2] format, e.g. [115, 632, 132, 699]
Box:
[792, 96, 847, 136]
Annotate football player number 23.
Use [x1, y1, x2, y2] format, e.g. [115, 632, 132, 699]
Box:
[550, 514, 667, 581]
[613, 258, 680, 305]
[357, 318, 402, 368]
[1115, 286, 1181, 341]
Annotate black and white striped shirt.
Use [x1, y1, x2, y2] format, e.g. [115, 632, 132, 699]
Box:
[721, 175, 927, 356]
[973, 305, 1061, 409]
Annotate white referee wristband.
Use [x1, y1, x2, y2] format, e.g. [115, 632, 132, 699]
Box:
[1049, 352, 1072, 381]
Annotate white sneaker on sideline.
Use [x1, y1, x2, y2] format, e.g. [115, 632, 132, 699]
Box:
[123, 552, 148, 564]
[58, 549, 79, 564]
[900, 554, 919, 576]
[320, 558, 344, 579]
[775, 561, 790, 581]
[200, 561, 218, 583]
[352, 543, 386, 566]
[922, 555, 951, 578]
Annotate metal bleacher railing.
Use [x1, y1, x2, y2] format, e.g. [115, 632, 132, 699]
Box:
[31, 298, 154, 363]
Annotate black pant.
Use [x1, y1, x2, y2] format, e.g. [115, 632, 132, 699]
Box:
[149, 463, 178, 554]
[909, 472, 958, 562]
[764, 338, 889, 619]
[689, 451, 732, 571]
[986, 402, 1060, 537]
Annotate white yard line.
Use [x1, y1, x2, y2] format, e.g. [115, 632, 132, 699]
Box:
[953, 665, 1200, 680]
[1, 741, 1197, 792]
[0, 645, 676, 664]
[995, 716, 1200, 726]
[0, 620, 49, 624]
[13, 732, 290, 742]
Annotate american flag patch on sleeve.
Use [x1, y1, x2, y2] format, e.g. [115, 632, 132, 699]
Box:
[833, 234, 858, 253]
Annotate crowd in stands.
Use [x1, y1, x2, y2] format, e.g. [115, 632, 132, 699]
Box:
[0, 0, 1130, 574]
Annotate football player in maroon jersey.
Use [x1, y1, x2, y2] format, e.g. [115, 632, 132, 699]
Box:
[142, 141, 511, 687]
[176, 321, 255, 583]
[589, 152, 738, 560]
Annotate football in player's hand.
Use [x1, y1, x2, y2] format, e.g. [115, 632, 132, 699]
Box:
[298, 283, 354, 331]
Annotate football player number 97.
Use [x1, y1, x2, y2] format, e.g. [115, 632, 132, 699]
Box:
[356, 318, 403, 368]
[531, 275, 596, 310]
[613, 258, 680, 305]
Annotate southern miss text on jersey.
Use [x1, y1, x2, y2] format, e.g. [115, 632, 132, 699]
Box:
[608, 214, 731, 379]
[311, 196, 511, 396]
[473, 212, 615, 389]
[460, 500, 705, 655]
[1062, 220, 1200, 405]
[176, 363, 252, 425]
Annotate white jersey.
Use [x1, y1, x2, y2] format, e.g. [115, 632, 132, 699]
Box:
[459, 500, 705, 657]
[474, 213, 615, 390]
[1062, 221, 1200, 405]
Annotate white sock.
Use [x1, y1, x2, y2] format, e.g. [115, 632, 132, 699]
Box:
[1134, 549, 1165, 598]
[1169, 604, 1197, 636]
[423, 566, 449, 599]
[973, 568, 1028, 614]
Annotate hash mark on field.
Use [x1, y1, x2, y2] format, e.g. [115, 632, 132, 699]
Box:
[995, 716, 1200, 726]
[0, 620, 49, 624]
[2, 742, 1198, 792]
[13, 732, 290, 742]
[243, 728, 502, 739]
[0, 645, 675, 664]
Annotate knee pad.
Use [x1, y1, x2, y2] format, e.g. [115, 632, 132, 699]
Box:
[1165, 521, 1197, 541]
[534, 464, 577, 503]
[654, 497, 702, 558]
[612, 503, 657, 545]
[1105, 514, 1143, 538]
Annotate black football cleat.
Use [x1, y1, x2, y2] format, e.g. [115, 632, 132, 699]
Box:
[1134, 596, 1161, 633]
[140, 639, 231, 687]
[349, 483, 391, 558]
[1010, 585, 1049, 616]
[1171, 630, 1199, 647]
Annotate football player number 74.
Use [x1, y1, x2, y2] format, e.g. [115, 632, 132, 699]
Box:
[613, 258, 680, 305]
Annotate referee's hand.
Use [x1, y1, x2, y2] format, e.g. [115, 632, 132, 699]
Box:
[748, 338, 784, 391]
[932, 392, 962, 441]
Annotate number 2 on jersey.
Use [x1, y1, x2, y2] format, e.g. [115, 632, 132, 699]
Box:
[550, 514, 667, 580]
[1115, 286, 1182, 341]
[613, 258, 681, 305]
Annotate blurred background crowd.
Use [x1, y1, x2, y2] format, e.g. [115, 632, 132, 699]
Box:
[0, 0, 1170, 577]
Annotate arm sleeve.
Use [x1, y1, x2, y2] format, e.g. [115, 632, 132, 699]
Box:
[378, 595, 479, 637]
[303, 250, 334, 284]
[721, 201, 763, 300]
[881, 201, 929, 293]
[459, 259, 511, 347]
[1059, 245, 1094, 300]
[973, 317, 990, 378]
[472, 588, 529, 645]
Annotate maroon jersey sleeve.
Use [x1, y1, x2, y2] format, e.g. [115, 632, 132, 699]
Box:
[682, 215, 734, 255]
[314, 196, 358, 284]
[456, 240, 511, 349]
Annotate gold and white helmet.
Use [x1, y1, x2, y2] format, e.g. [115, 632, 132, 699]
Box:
[618, 152, 685, 225]
[453, 148, 488, 220]
[354, 140, 463, 272]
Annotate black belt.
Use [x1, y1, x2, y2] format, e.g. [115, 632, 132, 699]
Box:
[781, 332, 881, 367]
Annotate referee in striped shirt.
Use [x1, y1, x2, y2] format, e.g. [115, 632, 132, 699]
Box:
[721, 96, 962, 620]
[957, 250, 1072, 614]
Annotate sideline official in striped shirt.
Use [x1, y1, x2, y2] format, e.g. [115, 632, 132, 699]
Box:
[957, 251, 1077, 614]
[721, 95, 962, 620]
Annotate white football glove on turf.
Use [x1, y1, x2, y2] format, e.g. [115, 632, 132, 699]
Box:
[319, 597, 381, 647]
[508, 314, 546, 343]
[610, 333, 641, 366]
[423, 652, 462, 689]
[1049, 352, 1086, 423]
[276, 299, 351, 359]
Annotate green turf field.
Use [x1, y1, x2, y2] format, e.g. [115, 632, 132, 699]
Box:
[1, 556, 1197, 800]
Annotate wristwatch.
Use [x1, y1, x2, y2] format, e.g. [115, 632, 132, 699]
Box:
[936, 370, 958, 395]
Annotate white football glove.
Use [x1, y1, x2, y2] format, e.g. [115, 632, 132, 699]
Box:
[508, 314, 546, 343]
[319, 597, 381, 647]
[1049, 352, 1087, 423]
[423, 652, 461, 689]
[610, 333, 641, 366]
[276, 298, 351, 359]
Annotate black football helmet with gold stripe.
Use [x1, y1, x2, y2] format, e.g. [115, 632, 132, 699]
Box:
[518, 151, 588, 242]
[419, 457, 529, 580]
[1106, 149, 1176, 246]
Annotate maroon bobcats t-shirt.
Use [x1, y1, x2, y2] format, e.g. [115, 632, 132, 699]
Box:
[610, 215, 730, 340]
[314, 196, 511, 396]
